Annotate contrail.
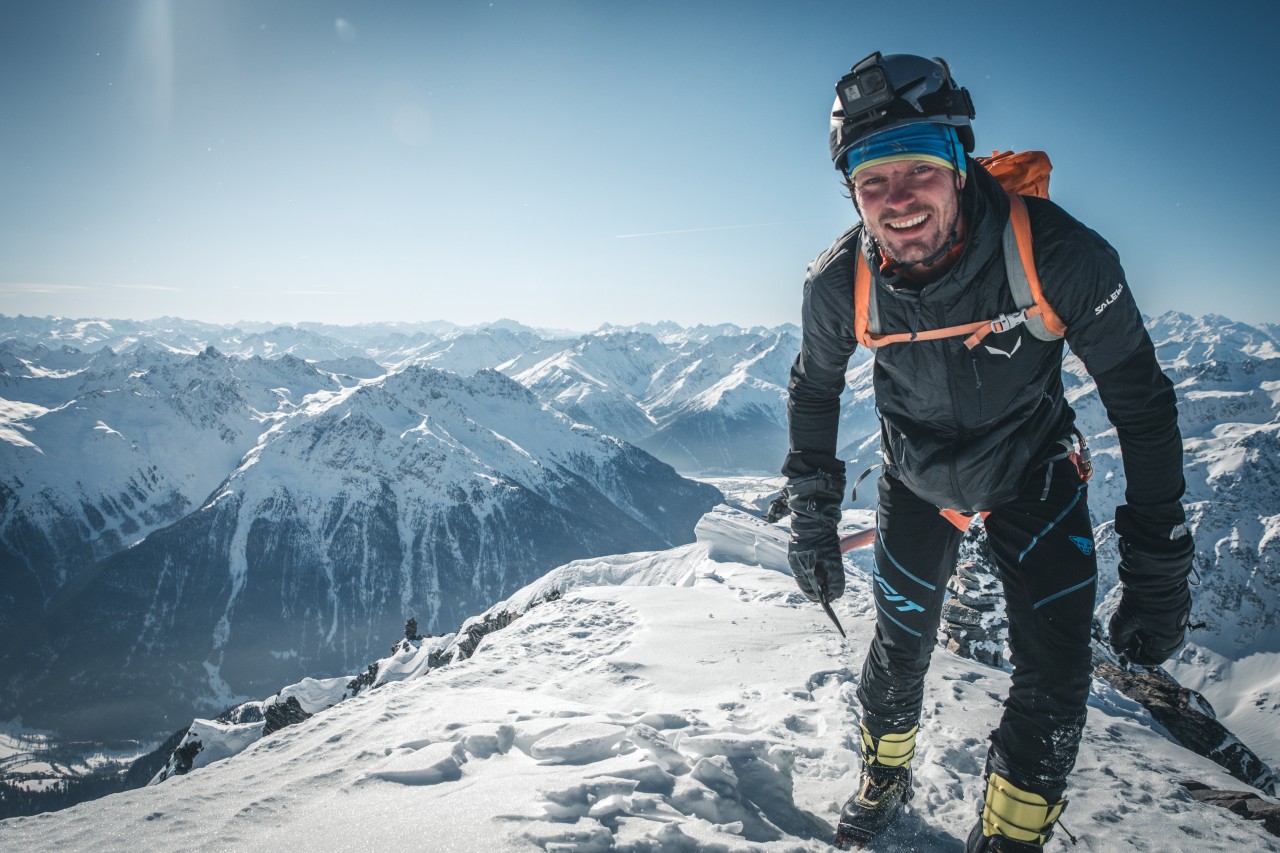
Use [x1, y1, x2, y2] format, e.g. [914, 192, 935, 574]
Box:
[615, 222, 781, 239]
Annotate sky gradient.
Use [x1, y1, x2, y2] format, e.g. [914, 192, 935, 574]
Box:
[2, 0, 1276, 331]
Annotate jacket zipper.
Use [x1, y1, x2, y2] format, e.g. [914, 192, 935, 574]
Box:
[935, 298, 973, 512]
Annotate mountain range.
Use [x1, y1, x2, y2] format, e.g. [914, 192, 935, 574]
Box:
[1, 312, 1278, 780]
[0, 322, 731, 739]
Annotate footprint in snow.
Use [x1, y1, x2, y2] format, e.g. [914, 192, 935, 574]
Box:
[363, 708, 842, 849]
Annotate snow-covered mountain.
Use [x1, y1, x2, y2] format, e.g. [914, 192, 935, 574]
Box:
[2, 311, 1279, 785]
[0, 315, 805, 475]
[0, 358, 720, 741]
[2, 506, 1276, 851]
[0, 343, 345, 630]
[635, 329, 799, 473]
[1139, 314, 1280, 772]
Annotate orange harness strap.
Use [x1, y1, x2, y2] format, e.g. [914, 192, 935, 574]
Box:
[853, 249, 874, 349]
[852, 191, 1064, 350]
[854, 249, 1049, 350]
[939, 508, 991, 531]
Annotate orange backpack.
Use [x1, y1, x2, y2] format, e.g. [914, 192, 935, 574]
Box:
[852, 150, 1066, 350]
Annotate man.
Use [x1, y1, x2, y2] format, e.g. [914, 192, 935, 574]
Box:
[783, 52, 1194, 851]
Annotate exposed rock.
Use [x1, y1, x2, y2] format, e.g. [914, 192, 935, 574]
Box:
[216, 703, 264, 725]
[454, 589, 563, 662]
[455, 611, 522, 661]
[941, 552, 1007, 668]
[1095, 661, 1280, 796]
[1179, 780, 1280, 838]
[263, 696, 312, 736]
[346, 663, 380, 698]
[171, 738, 202, 777]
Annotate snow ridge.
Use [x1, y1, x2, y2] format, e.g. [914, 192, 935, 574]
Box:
[4, 506, 1277, 852]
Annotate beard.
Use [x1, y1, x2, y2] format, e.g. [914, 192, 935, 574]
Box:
[868, 207, 957, 265]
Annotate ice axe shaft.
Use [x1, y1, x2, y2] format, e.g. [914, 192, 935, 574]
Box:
[839, 527, 876, 553]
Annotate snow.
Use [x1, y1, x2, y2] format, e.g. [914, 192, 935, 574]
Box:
[364, 740, 469, 785]
[0, 397, 47, 450]
[1168, 647, 1280, 774]
[279, 676, 352, 714]
[2, 511, 1276, 851]
[171, 719, 266, 777]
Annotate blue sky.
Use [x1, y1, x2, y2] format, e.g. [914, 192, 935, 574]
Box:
[2, 0, 1276, 331]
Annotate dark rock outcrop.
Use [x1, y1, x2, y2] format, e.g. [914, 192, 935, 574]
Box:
[941, 560, 1006, 667]
[263, 696, 312, 736]
[171, 739, 203, 777]
[1094, 661, 1280, 796]
[1179, 780, 1280, 838]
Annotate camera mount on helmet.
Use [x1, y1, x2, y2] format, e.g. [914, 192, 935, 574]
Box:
[830, 52, 976, 174]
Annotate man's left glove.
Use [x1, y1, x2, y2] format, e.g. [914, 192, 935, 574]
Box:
[1108, 529, 1194, 667]
[785, 471, 846, 603]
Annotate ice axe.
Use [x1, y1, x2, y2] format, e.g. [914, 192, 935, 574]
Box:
[816, 526, 878, 638]
[839, 527, 877, 553]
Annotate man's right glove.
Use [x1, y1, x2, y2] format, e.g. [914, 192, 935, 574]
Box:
[785, 471, 846, 603]
[1108, 533, 1194, 667]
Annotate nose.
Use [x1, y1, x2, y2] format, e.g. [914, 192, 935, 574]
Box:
[883, 177, 916, 208]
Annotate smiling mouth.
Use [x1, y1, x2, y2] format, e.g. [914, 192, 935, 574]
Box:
[885, 213, 929, 230]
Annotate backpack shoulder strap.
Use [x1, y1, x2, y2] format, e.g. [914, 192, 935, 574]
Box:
[853, 247, 874, 349]
[1003, 192, 1066, 341]
[855, 239, 1018, 350]
[852, 192, 1069, 351]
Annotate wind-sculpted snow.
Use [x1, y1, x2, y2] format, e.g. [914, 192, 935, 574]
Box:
[4, 517, 1277, 851]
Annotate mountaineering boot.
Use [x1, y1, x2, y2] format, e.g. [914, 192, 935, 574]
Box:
[963, 770, 1069, 852]
[833, 724, 917, 849]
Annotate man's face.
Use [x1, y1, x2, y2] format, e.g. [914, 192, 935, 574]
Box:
[852, 159, 964, 265]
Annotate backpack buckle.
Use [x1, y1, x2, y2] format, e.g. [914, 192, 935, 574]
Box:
[990, 310, 1029, 334]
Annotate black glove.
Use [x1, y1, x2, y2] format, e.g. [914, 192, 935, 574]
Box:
[1108, 530, 1194, 667]
[785, 471, 846, 602]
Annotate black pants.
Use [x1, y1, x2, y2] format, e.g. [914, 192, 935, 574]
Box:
[857, 458, 1097, 800]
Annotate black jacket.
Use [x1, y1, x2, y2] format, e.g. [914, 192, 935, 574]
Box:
[785, 160, 1186, 533]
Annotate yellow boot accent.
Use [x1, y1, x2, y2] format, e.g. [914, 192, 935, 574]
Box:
[980, 771, 1067, 845]
[859, 723, 917, 768]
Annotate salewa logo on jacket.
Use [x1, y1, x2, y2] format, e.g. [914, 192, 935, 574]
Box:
[983, 337, 1022, 359]
[1095, 282, 1125, 316]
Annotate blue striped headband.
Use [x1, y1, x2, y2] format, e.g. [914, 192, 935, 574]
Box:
[844, 122, 967, 181]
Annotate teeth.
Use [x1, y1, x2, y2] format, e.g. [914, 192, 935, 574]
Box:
[887, 214, 927, 230]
